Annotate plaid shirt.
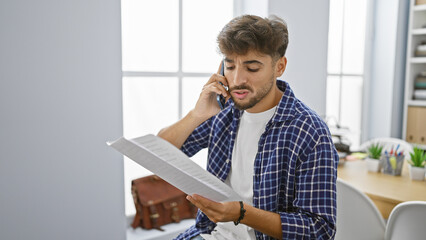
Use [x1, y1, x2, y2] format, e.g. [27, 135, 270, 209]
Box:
[176, 80, 338, 240]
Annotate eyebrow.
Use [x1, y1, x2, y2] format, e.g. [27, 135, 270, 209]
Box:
[224, 58, 264, 66]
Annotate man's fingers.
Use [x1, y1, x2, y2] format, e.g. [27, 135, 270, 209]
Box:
[206, 73, 226, 85]
[187, 194, 219, 209]
[186, 195, 198, 207]
[186, 195, 208, 215]
[205, 61, 229, 88]
[187, 195, 223, 223]
[203, 82, 228, 97]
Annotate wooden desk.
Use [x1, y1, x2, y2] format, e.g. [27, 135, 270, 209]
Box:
[337, 160, 426, 219]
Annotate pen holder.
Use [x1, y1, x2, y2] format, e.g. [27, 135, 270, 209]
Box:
[381, 154, 405, 176]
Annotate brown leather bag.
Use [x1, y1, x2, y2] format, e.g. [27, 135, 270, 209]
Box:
[131, 175, 198, 230]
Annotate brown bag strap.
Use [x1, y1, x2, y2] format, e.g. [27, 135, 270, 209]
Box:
[148, 201, 163, 231]
[170, 201, 180, 223]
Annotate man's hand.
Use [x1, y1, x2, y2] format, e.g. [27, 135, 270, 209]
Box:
[187, 194, 283, 239]
[157, 62, 229, 148]
[186, 194, 240, 223]
[191, 62, 230, 121]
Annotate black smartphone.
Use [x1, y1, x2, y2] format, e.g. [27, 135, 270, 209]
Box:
[217, 60, 226, 110]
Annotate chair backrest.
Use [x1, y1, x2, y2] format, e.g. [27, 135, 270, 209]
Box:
[335, 178, 386, 240]
[359, 137, 413, 159]
[385, 201, 426, 240]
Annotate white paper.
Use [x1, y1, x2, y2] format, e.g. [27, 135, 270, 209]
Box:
[107, 134, 241, 202]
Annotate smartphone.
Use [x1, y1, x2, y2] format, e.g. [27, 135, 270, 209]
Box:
[217, 60, 226, 110]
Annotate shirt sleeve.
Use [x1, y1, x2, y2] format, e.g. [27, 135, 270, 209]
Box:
[180, 117, 212, 158]
[279, 133, 338, 239]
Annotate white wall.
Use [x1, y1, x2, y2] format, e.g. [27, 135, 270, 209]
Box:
[235, 0, 269, 17]
[365, 0, 409, 140]
[268, 0, 330, 116]
[0, 1, 126, 239]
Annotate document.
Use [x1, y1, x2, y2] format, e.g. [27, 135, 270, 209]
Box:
[107, 134, 241, 202]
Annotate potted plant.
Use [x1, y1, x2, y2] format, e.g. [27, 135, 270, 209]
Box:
[365, 143, 384, 172]
[408, 146, 426, 181]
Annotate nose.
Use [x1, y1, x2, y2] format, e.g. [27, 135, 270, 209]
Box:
[231, 66, 248, 86]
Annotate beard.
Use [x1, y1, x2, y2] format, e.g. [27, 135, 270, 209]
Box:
[230, 74, 275, 111]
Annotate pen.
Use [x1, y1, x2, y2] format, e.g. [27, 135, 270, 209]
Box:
[395, 144, 400, 156]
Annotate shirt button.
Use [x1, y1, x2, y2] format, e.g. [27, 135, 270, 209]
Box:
[226, 159, 230, 164]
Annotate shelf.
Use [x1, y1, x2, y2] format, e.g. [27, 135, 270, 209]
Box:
[410, 57, 426, 63]
[403, 2, 426, 146]
[414, 4, 426, 11]
[407, 100, 426, 107]
[412, 28, 426, 35]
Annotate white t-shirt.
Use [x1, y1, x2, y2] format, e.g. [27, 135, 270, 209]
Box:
[201, 106, 277, 240]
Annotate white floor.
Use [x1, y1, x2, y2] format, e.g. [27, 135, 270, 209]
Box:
[127, 219, 195, 240]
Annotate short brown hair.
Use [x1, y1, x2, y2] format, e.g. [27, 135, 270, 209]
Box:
[217, 15, 289, 61]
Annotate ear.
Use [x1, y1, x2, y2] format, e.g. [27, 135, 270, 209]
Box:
[275, 56, 287, 77]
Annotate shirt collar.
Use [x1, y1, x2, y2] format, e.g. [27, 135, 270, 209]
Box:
[271, 79, 296, 123]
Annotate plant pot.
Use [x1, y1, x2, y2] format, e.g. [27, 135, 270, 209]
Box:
[408, 165, 425, 181]
[366, 158, 381, 172]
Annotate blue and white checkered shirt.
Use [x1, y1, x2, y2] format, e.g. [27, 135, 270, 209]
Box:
[176, 80, 338, 239]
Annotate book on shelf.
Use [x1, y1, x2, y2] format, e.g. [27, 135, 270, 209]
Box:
[416, 43, 426, 57]
[415, 76, 426, 89]
[413, 89, 426, 100]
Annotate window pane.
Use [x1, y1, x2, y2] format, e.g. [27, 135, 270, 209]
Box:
[182, 77, 211, 171]
[326, 76, 341, 122]
[341, 0, 367, 74]
[121, 0, 179, 72]
[340, 76, 363, 148]
[123, 77, 179, 138]
[122, 77, 179, 215]
[327, 0, 344, 74]
[182, 0, 233, 73]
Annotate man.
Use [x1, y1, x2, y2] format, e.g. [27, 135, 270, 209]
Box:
[158, 15, 338, 239]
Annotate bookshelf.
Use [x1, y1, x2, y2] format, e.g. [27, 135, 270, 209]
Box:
[403, 0, 426, 148]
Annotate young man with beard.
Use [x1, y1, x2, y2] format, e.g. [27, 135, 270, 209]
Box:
[158, 15, 338, 240]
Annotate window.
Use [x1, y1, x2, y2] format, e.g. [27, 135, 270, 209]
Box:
[326, 0, 368, 149]
[121, 0, 233, 216]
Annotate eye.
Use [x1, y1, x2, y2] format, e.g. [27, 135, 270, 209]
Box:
[226, 66, 235, 70]
[247, 68, 259, 72]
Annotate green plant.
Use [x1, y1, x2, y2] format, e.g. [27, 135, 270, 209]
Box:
[409, 147, 426, 167]
[367, 143, 383, 160]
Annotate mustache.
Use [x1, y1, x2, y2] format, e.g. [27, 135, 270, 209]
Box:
[229, 84, 253, 92]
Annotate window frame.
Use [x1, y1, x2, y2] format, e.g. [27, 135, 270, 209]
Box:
[121, 0, 236, 217]
[326, 0, 373, 148]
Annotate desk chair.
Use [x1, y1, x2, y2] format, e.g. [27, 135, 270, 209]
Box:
[359, 138, 413, 158]
[385, 201, 426, 240]
[335, 178, 386, 240]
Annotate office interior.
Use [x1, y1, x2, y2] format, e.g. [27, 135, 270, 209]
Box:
[0, 0, 425, 240]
